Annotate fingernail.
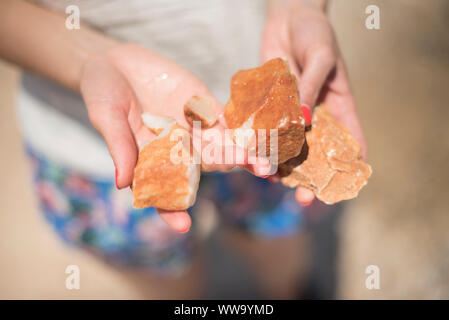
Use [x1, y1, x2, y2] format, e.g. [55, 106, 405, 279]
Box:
[260, 175, 270, 179]
[268, 176, 280, 183]
[115, 168, 119, 189]
[301, 199, 313, 207]
[249, 155, 270, 167]
[301, 105, 312, 126]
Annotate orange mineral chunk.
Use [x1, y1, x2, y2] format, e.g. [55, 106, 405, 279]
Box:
[280, 106, 372, 204]
[224, 58, 305, 164]
[132, 114, 200, 210]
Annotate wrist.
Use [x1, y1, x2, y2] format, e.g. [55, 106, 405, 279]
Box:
[75, 32, 121, 91]
[267, 0, 327, 23]
[296, 0, 328, 12]
[268, 0, 327, 13]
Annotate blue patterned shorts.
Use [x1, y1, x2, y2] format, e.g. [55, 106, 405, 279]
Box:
[27, 145, 304, 275]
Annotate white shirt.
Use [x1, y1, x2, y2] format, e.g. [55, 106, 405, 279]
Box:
[17, 0, 266, 177]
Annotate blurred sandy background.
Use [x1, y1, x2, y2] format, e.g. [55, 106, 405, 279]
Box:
[1, 0, 448, 299]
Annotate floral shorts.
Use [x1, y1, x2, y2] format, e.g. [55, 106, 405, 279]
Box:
[27, 145, 304, 276]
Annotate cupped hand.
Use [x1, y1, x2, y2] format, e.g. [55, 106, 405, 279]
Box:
[80, 43, 269, 233]
[261, 0, 367, 206]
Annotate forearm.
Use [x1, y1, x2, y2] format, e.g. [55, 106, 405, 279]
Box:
[267, 0, 328, 16]
[0, 0, 118, 91]
[296, 0, 328, 12]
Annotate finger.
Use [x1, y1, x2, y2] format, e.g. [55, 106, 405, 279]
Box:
[183, 95, 230, 172]
[200, 144, 270, 176]
[199, 125, 236, 172]
[295, 187, 315, 206]
[222, 114, 275, 176]
[260, 14, 301, 80]
[261, 50, 301, 83]
[87, 102, 138, 189]
[298, 47, 337, 124]
[244, 155, 274, 177]
[197, 117, 254, 174]
[203, 135, 274, 177]
[157, 209, 192, 233]
[320, 58, 367, 159]
[268, 173, 280, 183]
[205, 114, 275, 176]
[81, 59, 139, 189]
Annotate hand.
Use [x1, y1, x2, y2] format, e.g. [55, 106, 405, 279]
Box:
[80, 43, 269, 233]
[261, 0, 367, 206]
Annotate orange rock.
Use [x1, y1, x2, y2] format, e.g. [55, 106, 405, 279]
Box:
[132, 114, 200, 210]
[184, 96, 217, 129]
[224, 58, 305, 164]
[280, 106, 372, 204]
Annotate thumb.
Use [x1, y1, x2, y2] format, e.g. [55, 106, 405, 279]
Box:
[86, 102, 138, 189]
[157, 209, 192, 233]
[298, 48, 336, 124]
[80, 58, 138, 189]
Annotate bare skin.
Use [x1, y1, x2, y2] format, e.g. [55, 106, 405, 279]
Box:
[0, 0, 367, 227]
[0, 0, 269, 233]
[81, 44, 266, 232]
[0, 0, 367, 299]
[222, 0, 368, 299]
[262, 0, 367, 205]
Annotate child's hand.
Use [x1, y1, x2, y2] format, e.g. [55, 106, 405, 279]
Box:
[261, 0, 367, 206]
[80, 43, 269, 232]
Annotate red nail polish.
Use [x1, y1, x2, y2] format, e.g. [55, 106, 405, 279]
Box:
[115, 168, 119, 189]
[301, 105, 312, 126]
[260, 175, 270, 179]
[302, 199, 313, 207]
